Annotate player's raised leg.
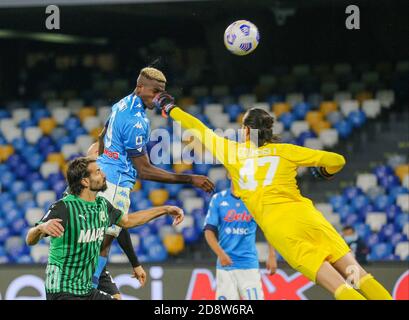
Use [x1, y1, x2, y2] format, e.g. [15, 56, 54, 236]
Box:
[332, 252, 393, 300]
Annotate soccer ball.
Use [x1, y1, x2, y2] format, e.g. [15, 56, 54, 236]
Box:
[224, 20, 260, 56]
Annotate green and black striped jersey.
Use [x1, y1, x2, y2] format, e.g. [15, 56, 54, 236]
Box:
[36, 194, 123, 295]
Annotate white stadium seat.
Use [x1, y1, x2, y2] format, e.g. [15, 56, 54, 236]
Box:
[61, 143, 80, 159]
[24, 126, 43, 144]
[315, 203, 334, 216]
[40, 162, 60, 179]
[51, 107, 70, 125]
[204, 104, 223, 118]
[252, 102, 270, 112]
[365, 213, 387, 232]
[30, 244, 49, 263]
[209, 113, 230, 129]
[403, 223, 409, 238]
[325, 213, 341, 230]
[83, 116, 101, 132]
[208, 167, 227, 183]
[290, 121, 309, 137]
[76, 135, 95, 155]
[12, 108, 30, 123]
[319, 129, 339, 148]
[340, 100, 359, 116]
[362, 99, 381, 119]
[36, 190, 57, 207]
[110, 254, 128, 263]
[304, 138, 323, 150]
[177, 189, 197, 202]
[0, 118, 16, 135]
[25, 208, 45, 226]
[174, 215, 194, 232]
[403, 174, 409, 189]
[273, 121, 284, 135]
[376, 90, 395, 109]
[356, 173, 378, 192]
[183, 197, 204, 215]
[4, 127, 22, 143]
[97, 106, 111, 123]
[395, 242, 409, 260]
[150, 114, 168, 130]
[397, 194, 409, 212]
[159, 225, 176, 239]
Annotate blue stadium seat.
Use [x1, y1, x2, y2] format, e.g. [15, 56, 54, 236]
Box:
[336, 204, 355, 222]
[225, 104, 243, 122]
[38, 135, 54, 150]
[5, 208, 24, 226]
[16, 163, 31, 180]
[373, 165, 394, 180]
[347, 110, 366, 128]
[215, 179, 230, 192]
[344, 213, 360, 226]
[64, 117, 81, 132]
[343, 186, 363, 202]
[69, 126, 87, 140]
[369, 243, 393, 261]
[5, 237, 26, 260]
[32, 109, 51, 123]
[55, 136, 74, 149]
[378, 174, 401, 190]
[378, 224, 396, 242]
[329, 195, 347, 211]
[53, 180, 67, 198]
[351, 194, 369, 211]
[166, 183, 183, 198]
[385, 204, 403, 222]
[279, 112, 296, 130]
[21, 145, 40, 160]
[182, 226, 200, 244]
[10, 180, 28, 196]
[0, 110, 11, 119]
[164, 199, 183, 208]
[0, 228, 10, 244]
[141, 234, 161, 249]
[334, 120, 353, 138]
[151, 216, 168, 233]
[27, 153, 45, 171]
[11, 137, 28, 152]
[142, 181, 164, 194]
[27, 171, 42, 184]
[296, 131, 316, 146]
[136, 225, 152, 238]
[389, 186, 409, 201]
[19, 119, 37, 130]
[373, 194, 394, 211]
[21, 200, 37, 212]
[353, 223, 371, 239]
[366, 233, 380, 247]
[6, 153, 22, 170]
[395, 213, 409, 231]
[390, 233, 408, 247]
[326, 111, 344, 125]
[10, 218, 28, 236]
[293, 102, 311, 120]
[47, 172, 65, 186]
[193, 163, 212, 176]
[147, 243, 167, 262]
[16, 255, 34, 264]
[31, 180, 49, 194]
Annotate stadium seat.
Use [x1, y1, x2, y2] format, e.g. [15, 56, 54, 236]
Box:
[397, 194, 409, 212]
[374, 194, 394, 211]
[334, 120, 353, 138]
[334, 92, 352, 104]
[5, 236, 26, 260]
[0, 145, 14, 162]
[355, 91, 373, 104]
[30, 244, 49, 263]
[76, 135, 95, 155]
[173, 162, 192, 173]
[319, 101, 337, 116]
[12, 108, 30, 123]
[403, 175, 409, 189]
[255, 242, 270, 263]
[304, 138, 323, 150]
[39, 118, 57, 135]
[340, 100, 359, 116]
[51, 107, 70, 125]
[40, 162, 60, 179]
[24, 126, 43, 145]
[311, 120, 331, 135]
[376, 90, 395, 108]
[159, 225, 176, 240]
[356, 173, 378, 193]
[362, 99, 381, 119]
[238, 94, 257, 109]
[83, 116, 101, 133]
[61, 144, 80, 159]
[147, 243, 168, 262]
[272, 103, 290, 118]
[329, 195, 347, 211]
[347, 110, 366, 128]
[182, 226, 200, 244]
[149, 189, 169, 206]
[78, 107, 97, 123]
[395, 242, 409, 260]
[290, 121, 309, 137]
[163, 233, 185, 255]
[36, 190, 56, 207]
[369, 243, 393, 261]
[182, 198, 204, 215]
[208, 167, 226, 183]
[286, 93, 304, 107]
[395, 165, 409, 182]
[366, 213, 387, 231]
[305, 111, 324, 126]
[210, 113, 230, 129]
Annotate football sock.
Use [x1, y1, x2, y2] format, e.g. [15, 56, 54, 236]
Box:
[358, 274, 393, 300]
[334, 283, 366, 300]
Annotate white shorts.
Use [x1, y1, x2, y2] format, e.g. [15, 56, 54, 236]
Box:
[216, 269, 264, 300]
[98, 181, 131, 237]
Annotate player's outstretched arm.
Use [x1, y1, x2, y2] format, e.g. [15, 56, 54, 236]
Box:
[117, 205, 184, 229]
[131, 154, 215, 193]
[153, 92, 236, 165]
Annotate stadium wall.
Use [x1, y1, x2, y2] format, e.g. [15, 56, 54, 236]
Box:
[0, 263, 407, 300]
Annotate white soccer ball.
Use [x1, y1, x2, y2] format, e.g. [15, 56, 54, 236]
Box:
[224, 20, 260, 56]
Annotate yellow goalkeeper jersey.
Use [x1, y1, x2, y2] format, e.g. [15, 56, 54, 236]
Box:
[170, 107, 345, 217]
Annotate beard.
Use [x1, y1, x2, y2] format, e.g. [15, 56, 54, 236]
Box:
[90, 179, 108, 193]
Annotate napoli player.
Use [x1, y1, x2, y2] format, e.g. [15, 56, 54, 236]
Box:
[204, 177, 277, 300]
[93, 67, 215, 295]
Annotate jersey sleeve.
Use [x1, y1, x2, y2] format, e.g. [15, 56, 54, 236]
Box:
[170, 107, 237, 166]
[281, 144, 346, 174]
[35, 200, 68, 229]
[121, 116, 148, 158]
[105, 199, 124, 226]
[203, 194, 220, 232]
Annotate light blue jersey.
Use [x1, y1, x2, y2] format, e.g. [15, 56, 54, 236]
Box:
[204, 189, 259, 270]
[97, 93, 150, 189]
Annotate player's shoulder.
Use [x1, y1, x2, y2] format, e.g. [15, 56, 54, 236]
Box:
[48, 198, 68, 212]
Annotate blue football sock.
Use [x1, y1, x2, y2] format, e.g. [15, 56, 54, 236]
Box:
[92, 256, 108, 288]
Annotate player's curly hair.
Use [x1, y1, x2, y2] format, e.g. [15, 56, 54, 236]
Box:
[67, 157, 96, 196]
[140, 67, 167, 83]
[243, 108, 280, 147]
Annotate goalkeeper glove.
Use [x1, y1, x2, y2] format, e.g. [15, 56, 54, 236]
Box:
[309, 167, 335, 180]
[153, 91, 176, 118]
